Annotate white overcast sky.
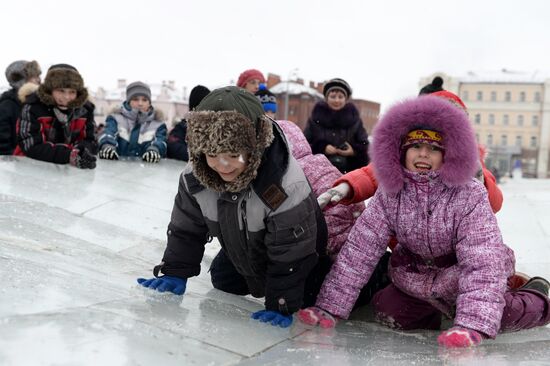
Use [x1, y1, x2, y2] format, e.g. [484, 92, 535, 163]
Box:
[2, 0, 549, 111]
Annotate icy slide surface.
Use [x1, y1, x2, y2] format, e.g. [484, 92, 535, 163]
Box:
[1, 156, 549, 365]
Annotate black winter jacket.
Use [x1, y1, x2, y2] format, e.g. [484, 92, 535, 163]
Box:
[155, 126, 328, 314]
[0, 89, 21, 155]
[166, 120, 189, 161]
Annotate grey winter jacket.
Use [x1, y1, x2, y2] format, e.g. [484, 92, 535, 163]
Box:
[155, 126, 327, 314]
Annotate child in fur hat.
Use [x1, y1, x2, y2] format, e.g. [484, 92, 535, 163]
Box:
[166, 85, 210, 161]
[0, 60, 41, 155]
[298, 96, 550, 348]
[304, 78, 369, 174]
[98, 81, 167, 163]
[15, 63, 97, 169]
[137, 86, 330, 328]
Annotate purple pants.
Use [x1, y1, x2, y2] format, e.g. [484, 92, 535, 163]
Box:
[372, 284, 550, 333]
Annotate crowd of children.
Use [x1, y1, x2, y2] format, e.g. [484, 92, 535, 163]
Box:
[1, 62, 549, 348]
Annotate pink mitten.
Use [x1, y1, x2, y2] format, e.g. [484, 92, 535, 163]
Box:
[297, 307, 337, 328]
[437, 327, 483, 348]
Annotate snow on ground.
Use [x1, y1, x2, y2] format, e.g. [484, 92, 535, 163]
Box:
[0, 156, 549, 365]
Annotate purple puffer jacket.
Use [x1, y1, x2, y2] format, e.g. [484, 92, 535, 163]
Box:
[315, 96, 515, 338]
[276, 120, 365, 258]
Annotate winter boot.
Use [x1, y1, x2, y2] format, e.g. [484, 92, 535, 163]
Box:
[520, 276, 550, 297]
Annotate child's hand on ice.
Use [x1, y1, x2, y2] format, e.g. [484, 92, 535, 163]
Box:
[438, 327, 484, 348]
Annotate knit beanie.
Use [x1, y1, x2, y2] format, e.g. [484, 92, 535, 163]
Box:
[419, 76, 444, 95]
[187, 86, 274, 192]
[237, 69, 265, 88]
[255, 84, 277, 114]
[323, 78, 352, 99]
[5, 60, 42, 89]
[188, 85, 210, 111]
[126, 81, 151, 103]
[429, 90, 467, 111]
[38, 63, 88, 108]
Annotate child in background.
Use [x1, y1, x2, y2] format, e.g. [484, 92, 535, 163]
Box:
[1, 60, 41, 155]
[98, 81, 167, 163]
[137, 87, 330, 328]
[304, 78, 369, 173]
[299, 96, 550, 348]
[166, 85, 210, 161]
[237, 69, 265, 94]
[16, 64, 97, 169]
[255, 84, 277, 119]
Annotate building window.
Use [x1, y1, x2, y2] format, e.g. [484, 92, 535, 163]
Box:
[490, 91, 497, 101]
[515, 135, 522, 147]
[534, 92, 541, 103]
[519, 91, 526, 102]
[530, 136, 537, 148]
[487, 134, 493, 145]
[503, 114, 509, 126]
[488, 114, 495, 125]
[462, 91, 469, 101]
[476, 91, 483, 101]
[517, 115, 524, 126]
[501, 135, 507, 146]
[505, 91, 511, 102]
[532, 115, 539, 126]
[476, 133, 479, 142]
[474, 114, 481, 124]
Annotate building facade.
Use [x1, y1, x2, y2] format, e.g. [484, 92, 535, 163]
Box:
[267, 73, 380, 133]
[90, 79, 188, 130]
[419, 71, 550, 178]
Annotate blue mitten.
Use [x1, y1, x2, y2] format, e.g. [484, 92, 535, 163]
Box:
[251, 310, 293, 328]
[137, 276, 187, 295]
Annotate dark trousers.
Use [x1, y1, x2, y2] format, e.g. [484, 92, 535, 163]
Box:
[209, 248, 332, 307]
[372, 284, 550, 332]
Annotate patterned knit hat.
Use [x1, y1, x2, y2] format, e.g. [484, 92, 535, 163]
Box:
[430, 90, 467, 111]
[38, 63, 88, 108]
[187, 86, 274, 192]
[401, 129, 444, 151]
[323, 78, 352, 99]
[237, 69, 265, 88]
[255, 84, 277, 114]
[5, 60, 41, 89]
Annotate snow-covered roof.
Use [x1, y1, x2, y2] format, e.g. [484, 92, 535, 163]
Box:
[460, 69, 550, 84]
[270, 81, 324, 98]
[91, 82, 187, 103]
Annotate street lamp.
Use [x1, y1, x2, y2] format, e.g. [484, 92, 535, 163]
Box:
[284, 68, 299, 121]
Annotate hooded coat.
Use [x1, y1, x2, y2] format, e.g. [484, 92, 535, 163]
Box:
[304, 102, 369, 173]
[315, 96, 515, 338]
[276, 120, 365, 258]
[0, 88, 21, 155]
[99, 102, 167, 157]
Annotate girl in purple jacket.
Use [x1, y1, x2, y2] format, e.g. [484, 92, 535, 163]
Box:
[298, 96, 550, 348]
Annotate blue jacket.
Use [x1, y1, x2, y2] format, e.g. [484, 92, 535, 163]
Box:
[99, 102, 167, 157]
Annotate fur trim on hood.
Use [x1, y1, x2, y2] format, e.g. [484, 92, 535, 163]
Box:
[37, 67, 88, 108]
[371, 95, 479, 194]
[187, 110, 274, 192]
[18, 82, 39, 103]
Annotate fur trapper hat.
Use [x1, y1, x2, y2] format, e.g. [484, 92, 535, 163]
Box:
[187, 86, 274, 192]
[371, 96, 478, 194]
[5, 60, 41, 89]
[38, 63, 88, 108]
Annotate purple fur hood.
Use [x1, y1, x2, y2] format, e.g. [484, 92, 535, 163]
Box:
[371, 96, 479, 194]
